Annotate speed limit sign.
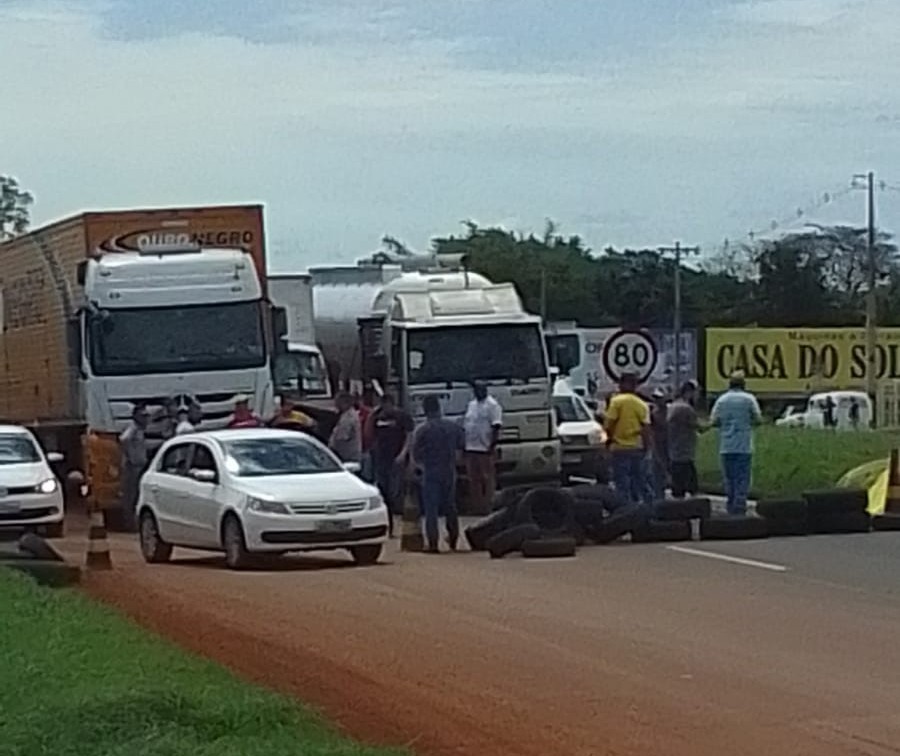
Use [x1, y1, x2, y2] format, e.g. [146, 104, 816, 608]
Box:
[602, 329, 658, 385]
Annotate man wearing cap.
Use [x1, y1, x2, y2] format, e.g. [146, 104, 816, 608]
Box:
[603, 372, 652, 507]
[667, 381, 702, 498]
[227, 395, 263, 429]
[710, 371, 763, 515]
[649, 388, 670, 500]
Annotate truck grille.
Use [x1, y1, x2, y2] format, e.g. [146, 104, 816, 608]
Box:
[109, 390, 256, 443]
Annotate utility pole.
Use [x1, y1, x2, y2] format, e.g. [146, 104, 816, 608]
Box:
[659, 242, 700, 395]
[854, 172, 878, 420]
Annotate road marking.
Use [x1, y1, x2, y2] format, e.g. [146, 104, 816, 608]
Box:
[666, 545, 789, 573]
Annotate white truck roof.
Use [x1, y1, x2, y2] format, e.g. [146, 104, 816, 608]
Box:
[85, 247, 261, 307]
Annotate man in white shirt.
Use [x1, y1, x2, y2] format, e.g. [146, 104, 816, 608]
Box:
[463, 381, 503, 513]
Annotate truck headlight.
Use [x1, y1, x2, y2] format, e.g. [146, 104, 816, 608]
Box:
[247, 497, 290, 515]
[38, 478, 58, 494]
[587, 430, 604, 446]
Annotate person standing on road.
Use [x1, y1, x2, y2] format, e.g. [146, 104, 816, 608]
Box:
[649, 388, 669, 500]
[329, 392, 362, 464]
[463, 381, 503, 513]
[667, 381, 702, 499]
[174, 403, 200, 436]
[119, 404, 149, 532]
[603, 373, 652, 507]
[849, 397, 861, 430]
[366, 392, 414, 538]
[413, 394, 465, 553]
[710, 370, 762, 515]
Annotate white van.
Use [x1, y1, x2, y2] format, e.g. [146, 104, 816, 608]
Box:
[775, 391, 871, 430]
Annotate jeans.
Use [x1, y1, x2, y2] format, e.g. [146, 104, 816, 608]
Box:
[611, 449, 652, 507]
[373, 459, 403, 535]
[465, 451, 495, 514]
[721, 453, 752, 515]
[421, 471, 459, 550]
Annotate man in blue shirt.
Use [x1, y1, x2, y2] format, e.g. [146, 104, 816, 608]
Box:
[710, 370, 763, 515]
[412, 394, 465, 553]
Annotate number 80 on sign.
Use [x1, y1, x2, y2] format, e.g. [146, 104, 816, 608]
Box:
[601, 329, 658, 385]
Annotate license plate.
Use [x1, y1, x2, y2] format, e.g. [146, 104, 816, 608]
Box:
[316, 519, 352, 533]
[0, 501, 21, 513]
[562, 453, 581, 464]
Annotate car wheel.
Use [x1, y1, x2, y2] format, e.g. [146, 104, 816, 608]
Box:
[222, 515, 252, 570]
[42, 521, 65, 539]
[138, 511, 173, 564]
[350, 544, 383, 566]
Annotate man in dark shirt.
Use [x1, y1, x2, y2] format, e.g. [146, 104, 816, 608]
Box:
[366, 392, 414, 537]
[412, 394, 465, 553]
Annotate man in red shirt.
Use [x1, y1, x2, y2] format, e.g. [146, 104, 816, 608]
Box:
[227, 395, 263, 429]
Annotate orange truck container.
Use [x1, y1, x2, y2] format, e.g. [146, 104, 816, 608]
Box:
[0, 204, 270, 515]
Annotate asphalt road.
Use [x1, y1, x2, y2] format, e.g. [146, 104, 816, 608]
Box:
[57, 521, 900, 756]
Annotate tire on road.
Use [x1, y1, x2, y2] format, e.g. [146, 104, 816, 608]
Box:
[486, 523, 542, 559]
[872, 513, 900, 532]
[653, 497, 711, 522]
[491, 486, 530, 513]
[700, 515, 769, 541]
[808, 511, 871, 535]
[803, 488, 868, 516]
[465, 507, 517, 551]
[521, 536, 577, 559]
[569, 484, 628, 513]
[591, 504, 647, 545]
[517, 487, 576, 535]
[571, 497, 606, 534]
[765, 518, 809, 537]
[632, 519, 692, 543]
[139, 511, 173, 564]
[222, 515, 253, 571]
[756, 498, 808, 521]
[17, 532, 64, 562]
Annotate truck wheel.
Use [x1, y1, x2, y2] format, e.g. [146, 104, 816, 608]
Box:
[139, 511, 173, 564]
[222, 516, 252, 570]
[350, 544, 383, 566]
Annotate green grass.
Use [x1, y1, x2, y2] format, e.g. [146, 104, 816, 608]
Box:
[696, 426, 900, 499]
[0, 570, 404, 756]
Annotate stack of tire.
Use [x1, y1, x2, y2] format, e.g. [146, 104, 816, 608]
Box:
[803, 489, 871, 534]
[567, 484, 649, 544]
[465, 487, 578, 559]
[756, 498, 809, 537]
[698, 506, 770, 540]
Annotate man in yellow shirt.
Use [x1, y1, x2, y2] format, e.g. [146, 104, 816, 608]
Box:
[603, 372, 652, 506]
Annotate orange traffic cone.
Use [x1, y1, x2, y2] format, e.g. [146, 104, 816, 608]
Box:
[885, 449, 900, 515]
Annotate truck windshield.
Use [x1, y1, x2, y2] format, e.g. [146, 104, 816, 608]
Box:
[89, 301, 266, 376]
[406, 324, 547, 385]
[273, 351, 330, 396]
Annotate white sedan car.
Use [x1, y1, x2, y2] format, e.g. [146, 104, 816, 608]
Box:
[0, 425, 65, 538]
[137, 429, 389, 570]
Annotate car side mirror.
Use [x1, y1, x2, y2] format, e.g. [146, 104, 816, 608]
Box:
[46, 452, 64, 464]
[190, 468, 217, 483]
[343, 461, 361, 474]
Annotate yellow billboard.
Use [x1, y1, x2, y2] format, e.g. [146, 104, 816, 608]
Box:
[706, 328, 900, 394]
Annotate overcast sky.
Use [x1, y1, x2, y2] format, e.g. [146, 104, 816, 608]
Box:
[3, 0, 900, 270]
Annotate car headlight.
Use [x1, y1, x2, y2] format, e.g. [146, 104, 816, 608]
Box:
[246, 497, 290, 515]
[587, 429, 604, 446]
[367, 496, 385, 510]
[38, 478, 58, 494]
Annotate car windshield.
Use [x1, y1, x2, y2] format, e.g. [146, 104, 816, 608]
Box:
[407, 324, 547, 385]
[221, 437, 342, 477]
[553, 396, 592, 423]
[89, 301, 266, 376]
[0, 434, 41, 465]
[273, 351, 329, 396]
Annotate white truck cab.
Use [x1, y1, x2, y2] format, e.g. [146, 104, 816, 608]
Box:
[79, 243, 274, 442]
